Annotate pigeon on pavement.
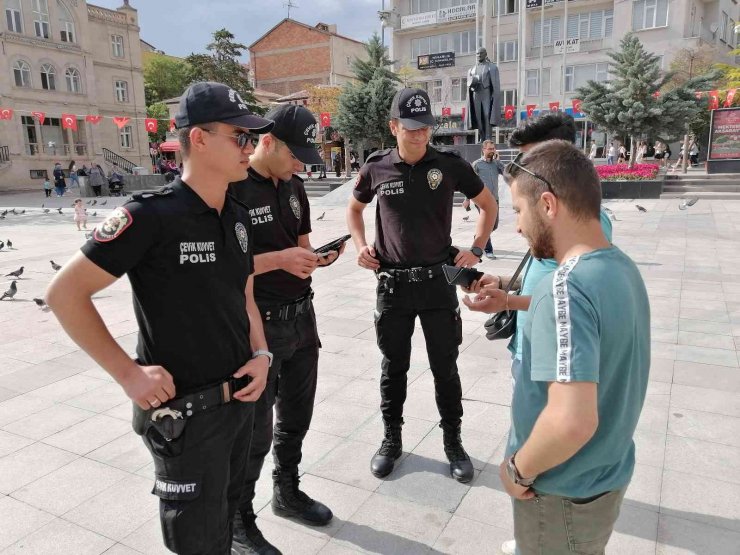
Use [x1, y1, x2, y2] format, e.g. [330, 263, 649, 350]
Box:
[5, 266, 23, 278]
[7, 240, 12, 249]
[463, 215, 470, 222]
[91, 211, 97, 217]
[92, 199, 97, 206]
[687, 197, 699, 206]
[33, 297, 47, 308]
[50, 260, 62, 272]
[100, 200, 107, 206]
[1, 281, 17, 301]
[43, 208, 50, 213]
[57, 207, 63, 214]
[316, 212, 325, 221]
[0, 241, 4, 250]
[636, 205, 647, 212]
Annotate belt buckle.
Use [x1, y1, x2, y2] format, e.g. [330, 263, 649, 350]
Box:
[409, 267, 423, 282]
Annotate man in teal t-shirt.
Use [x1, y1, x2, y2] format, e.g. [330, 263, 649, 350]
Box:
[464, 140, 650, 555]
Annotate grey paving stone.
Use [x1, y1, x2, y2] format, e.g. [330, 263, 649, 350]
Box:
[668, 408, 740, 448]
[2, 518, 116, 555]
[310, 399, 377, 438]
[309, 439, 384, 492]
[656, 514, 740, 555]
[42, 413, 130, 455]
[455, 468, 514, 531]
[672, 360, 740, 392]
[432, 515, 512, 554]
[670, 384, 740, 418]
[2, 403, 95, 440]
[85, 430, 151, 473]
[664, 434, 740, 485]
[0, 442, 78, 494]
[608, 503, 658, 554]
[0, 496, 56, 550]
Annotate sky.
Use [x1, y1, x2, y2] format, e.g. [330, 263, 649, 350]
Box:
[91, 0, 383, 59]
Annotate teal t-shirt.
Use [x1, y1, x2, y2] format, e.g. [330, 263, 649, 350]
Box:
[506, 246, 651, 498]
[509, 207, 613, 360]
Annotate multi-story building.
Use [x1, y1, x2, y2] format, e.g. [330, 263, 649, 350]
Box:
[389, 0, 738, 147]
[0, 0, 150, 190]
[249, 18, 367, 97]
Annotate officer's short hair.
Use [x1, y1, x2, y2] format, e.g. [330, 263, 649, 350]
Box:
[178, 127, 192, 158]
[481, 140, 495, 150]
[509, 112, 576, 147]
[513, 140, 600, 221]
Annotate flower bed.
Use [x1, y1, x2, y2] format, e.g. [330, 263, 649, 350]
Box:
[596, 163, 660, 181]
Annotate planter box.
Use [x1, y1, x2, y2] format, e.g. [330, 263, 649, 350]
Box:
[601, 179, 663, 199]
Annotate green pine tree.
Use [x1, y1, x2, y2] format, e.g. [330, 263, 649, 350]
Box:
[577, 33, 717, 166]
[185, 29, 263, 114]
[351, 32, 400, 84]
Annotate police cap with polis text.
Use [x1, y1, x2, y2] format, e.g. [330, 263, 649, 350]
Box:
[265, 104, 323, 165]
[174, 81, 274, 133]
[390, 88, 436, 130]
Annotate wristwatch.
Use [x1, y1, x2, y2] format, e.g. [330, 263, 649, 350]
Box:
[470, 246, 484, 258]
[252, 349, 273, 368]
[506, 452, 537, 487]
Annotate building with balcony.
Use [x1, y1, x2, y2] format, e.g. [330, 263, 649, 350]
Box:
[388, 0, 738, 147]
[0, 0, 150, 190]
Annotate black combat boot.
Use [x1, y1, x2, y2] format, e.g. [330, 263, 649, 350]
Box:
[441, 422, 474, 483]
[231, 509, 282, 555]
[370, 420, 403, 478]
[271, 468, 333, 526]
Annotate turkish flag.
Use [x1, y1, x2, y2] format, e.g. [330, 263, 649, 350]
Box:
[145, 118, 158, 133]
[461, 107, 466, 121]
[0, 108, 14, 120]
[85, 115, 102, 124]
[571, 99, 582, 114]
[694, 91, 703, 100]
[526, 104, 536, 118]
[708, 90, 720, 110]
[441, 106, 452, 117]
[113, 116, 130, 129]
[169, 118, 176, 132]
[652, 91, 661, 99]
[32, 111, 46, 124]
[320, 112, 331, 127]
[725, 88, 737, 107]
[549, 101, 560, 112]
[504, 105, 515, 120]
[61, 114, 77, 131]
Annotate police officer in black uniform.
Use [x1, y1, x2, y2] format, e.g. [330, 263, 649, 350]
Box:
[229, 105, 339, 555]
[346, 88, 498, 483]
[46, 81, 274, 555]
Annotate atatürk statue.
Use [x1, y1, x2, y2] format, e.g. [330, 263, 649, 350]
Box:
[466, 47, 501, 141]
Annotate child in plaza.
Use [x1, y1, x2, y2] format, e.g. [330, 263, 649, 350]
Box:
[72, 198, 87, 230]
[43, 177, 52, 198]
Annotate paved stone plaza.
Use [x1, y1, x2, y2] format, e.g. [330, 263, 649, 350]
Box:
[0, 186, 739, 554]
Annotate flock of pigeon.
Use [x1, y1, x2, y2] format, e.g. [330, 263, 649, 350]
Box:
[0, 255, 63, 307]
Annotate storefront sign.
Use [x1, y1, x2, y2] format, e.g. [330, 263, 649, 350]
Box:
[708, 108, 740, 160]
[401, 11, 437, 29]
[418, 52, 456, 70]
[553, 38, 580, 54]
[401, 2, 476, 29]
[527, 0, 574, 8]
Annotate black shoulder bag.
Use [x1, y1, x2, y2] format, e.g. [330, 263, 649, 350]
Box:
[484, 251, 532, 341]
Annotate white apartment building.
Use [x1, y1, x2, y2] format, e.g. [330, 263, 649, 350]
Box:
[388, 0, 739, 147]
[0, 0, 150, 190]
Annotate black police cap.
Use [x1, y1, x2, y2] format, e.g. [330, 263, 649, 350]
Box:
[390, 88, 436, 130]
[265, 104, 323, 166]
[174, 82, 274, 133]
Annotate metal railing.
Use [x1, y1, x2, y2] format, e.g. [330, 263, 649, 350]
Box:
[102, 147, 135, 174]
[24, 143, 87, 156]
[0, 146, 9, 163]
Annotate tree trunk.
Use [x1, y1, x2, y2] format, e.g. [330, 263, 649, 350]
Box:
[344, 142, 352, 179]
[628, 135, 637, 169]
[681, 132, 690, 174]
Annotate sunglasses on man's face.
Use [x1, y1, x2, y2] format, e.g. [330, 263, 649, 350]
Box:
[506, 151, 556, 196]
[201, 128, 260, 149]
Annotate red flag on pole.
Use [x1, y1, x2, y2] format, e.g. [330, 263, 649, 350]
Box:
[85, 115, 102, 124]
[113, 117, 130, 129]
[708, 90, 720, 110]
[61, 114, 77, 131]
[32, 111, 46, 124]
[169, 118, 176, 132]
[320, 112, 331, 127]
[144, 118, 158, 133]
[724, 88, 737, 107]
[652, 91, 661, 99]
[441, 106, 451, 117]
[504, 105, 515, 120]
[549, 101, 560, 112]
[0, 108, 14, 120]
[526, 104, 536, 118]
[571, 99, 582, 114]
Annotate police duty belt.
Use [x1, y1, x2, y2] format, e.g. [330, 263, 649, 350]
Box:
[260, 291, 314, 322]
[376, 263, 447, 293]
[147, 374, 252, 441]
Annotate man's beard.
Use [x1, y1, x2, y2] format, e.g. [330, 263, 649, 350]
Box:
[527, 211, 556, 260]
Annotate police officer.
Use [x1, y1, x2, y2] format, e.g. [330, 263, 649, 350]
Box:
[346, 88, 498, 483]
[229, 105, 339, 555]
[45, 81, 274, 555]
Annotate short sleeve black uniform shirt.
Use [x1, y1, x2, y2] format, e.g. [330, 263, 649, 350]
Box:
[81, 178, 255, 394]
[228, 168, 312, 304]
[353, 146, 485, 267]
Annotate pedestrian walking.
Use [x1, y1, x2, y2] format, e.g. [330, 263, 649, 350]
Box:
[72, 198, 87, 231]
[45, 81, 275, 554]
[346, 87, 498, 483]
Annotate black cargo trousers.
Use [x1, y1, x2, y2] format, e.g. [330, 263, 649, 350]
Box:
[374, 273, 464, 427]
[238, 304, 320, 513]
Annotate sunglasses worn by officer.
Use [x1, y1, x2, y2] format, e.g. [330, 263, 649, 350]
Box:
[200, 127, 260, 149]
[506, 151, 556, 196]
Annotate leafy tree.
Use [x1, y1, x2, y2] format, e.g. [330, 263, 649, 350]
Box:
[143, 54, 191, 105]
[351, 32, 399, 84]
[577, 33, 716, 166]
[365, 69, 397, 149]
[185, 29, 263, 114]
